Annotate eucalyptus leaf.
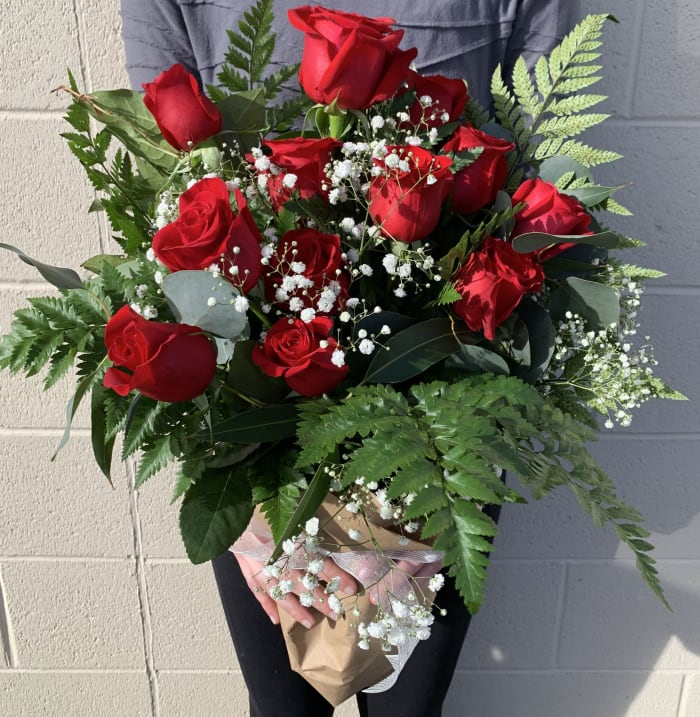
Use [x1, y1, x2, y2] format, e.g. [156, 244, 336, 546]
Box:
[364, 318, 472, 384]
[538, 155, 593, 185]
[180, 469, 254, 563]
[217, 89, 267, 152]
[162, 270, 249, 339]
[549, 276, 620, 330]
[83, 89, 179, 172]
[511, 230, 619, 253]
[0, 242, 84, 290]
[226, 340, 288, 403]
[446, 344, 510, 375]
[566, 184, 623, 207]
[515, 300, 556, 382]
[203, 403, 299, 443]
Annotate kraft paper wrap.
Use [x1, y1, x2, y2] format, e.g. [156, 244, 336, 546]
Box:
[276, 497, 439, 706]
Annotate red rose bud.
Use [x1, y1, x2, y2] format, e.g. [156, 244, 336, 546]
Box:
[368, 145, 453, 243]
[252, 316, 349, 397]
[405, 71, 468, 129]
[511, 178, 593, 261]
[252, 137, 341, 211]
[103, 305, 216, 403]
[152, 178, 262, 292]
[263, 228, 350, 313]
[452, 236, 544, 341]
[442, 125, 515, 215]
[288, 6, 417, 109]
[142, 64, 222, 151]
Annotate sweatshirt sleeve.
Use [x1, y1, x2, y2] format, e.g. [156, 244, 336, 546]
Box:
[505, 0, 583, 74]
[120, 0, 199, 90]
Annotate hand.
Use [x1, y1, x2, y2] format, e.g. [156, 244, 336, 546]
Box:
[234, 551, 358, 629]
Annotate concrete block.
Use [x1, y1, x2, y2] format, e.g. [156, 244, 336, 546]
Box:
[578, 0, 639, 117]
[0, 118, 102, 284]
[634, 1, 700, 117]
[157, 672, 247, 717]
[0, 435, 134, 558]
[0, 672, 151, 717]
[0, 1, 82, 111]
[136, 472, 187, 560]
[458, 561, 563, 670]
[78, 0, 130, 90]
[558, 561, 700, 670]
[584, 124, 700, 286]
[445, 671, 683, 717]
[497, 437, 700, 561]
[679, 674, 700, 716]
[1, 560, 144, 668]
[145, 562, 237, 670]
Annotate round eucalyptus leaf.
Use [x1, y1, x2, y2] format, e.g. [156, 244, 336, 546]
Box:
[162, 270, 249, 339]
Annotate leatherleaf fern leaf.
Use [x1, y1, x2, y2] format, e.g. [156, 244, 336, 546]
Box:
[492, 13, 618, 181]
[295, 375, 665, 612]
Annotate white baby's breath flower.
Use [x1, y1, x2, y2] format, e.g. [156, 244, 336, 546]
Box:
[300, 308, 316, 323]
[233, 296, 248, 313]
[347, 528, 362, 541]
[282, 539, 296, 556]
[359, 339, 375, 355]
[307, 558, 324, 575]
[428, 574, 445, 592]
[331, 349, 346, 368]
[299, 591, 315, 607]
[282, 172, 298, 189]
[305, 517, 319, 536]
[328, 594, 344, 615]
[325, 576, 341, 594]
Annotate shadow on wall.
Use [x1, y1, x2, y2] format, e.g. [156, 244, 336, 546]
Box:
[445, 433, 700, 716]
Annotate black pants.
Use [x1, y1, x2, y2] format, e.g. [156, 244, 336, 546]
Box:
[211, 554, 472, 717]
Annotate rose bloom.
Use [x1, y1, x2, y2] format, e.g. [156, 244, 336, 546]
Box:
[252, 316, 349, 397]
[142, 64, 222, 151]
[442, 125, 515, 215]
[452, 236, 545, 341]
[152, 178, 262, 292]
[288, 6, 417, 109]
[368, 145, 453, 243]
[255, 137, 341, 211]
[511, 177, 593, 261]
[103, 305, 217, 403]
[405, 70, 468, 129]
[264, 227, 350, 312]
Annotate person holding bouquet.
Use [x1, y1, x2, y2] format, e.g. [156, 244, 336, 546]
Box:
[119, 2, 582, 715]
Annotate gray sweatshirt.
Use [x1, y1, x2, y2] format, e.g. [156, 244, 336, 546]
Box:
[120, 0, 581, 106]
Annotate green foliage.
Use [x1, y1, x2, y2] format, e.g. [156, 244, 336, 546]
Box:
[492, 14, 617, 183]
[210, 0, 310, 132]
[295, 376, 665, 611]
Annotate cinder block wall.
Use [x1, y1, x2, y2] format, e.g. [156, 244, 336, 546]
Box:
[1, 2, 698, 716]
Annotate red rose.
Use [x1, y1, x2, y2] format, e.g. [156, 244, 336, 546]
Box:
[288, 6, 417, 109]
[452, 236, 544, 341]
[405, 71, 468, 129]
[252, 316, 349, 397]
[103, 305, 216, 402]
[368, 145, 453, 243]
[152, 178, 262, 292]
[253, 137, 341, 211]
[511, 178, 592, 261]
[442, 125, 515, 215]
[142, 64, 222, 151]
[264, 228, 350, 313]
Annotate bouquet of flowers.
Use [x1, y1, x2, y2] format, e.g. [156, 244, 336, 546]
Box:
[0, 0, 684, 701]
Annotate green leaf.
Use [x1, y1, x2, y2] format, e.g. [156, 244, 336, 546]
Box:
[566, 185, 624, 207]
[79, 89, 179, 172]
[180, 468, 254, 563]
[363, 318, 469, 384]
[549, 276, 620, 329]
[204, 404, 300, 443]
[217, 89, 268, 151]
[90, 384, 115, 485]
[162, 270, 249, 339]
[261, 475, 303, 544]
[268, 466, 331, 563]
[446, 344, 510, 375]
[511, 230, 620, 253]
[0, 242, 84, 290]
[515, 300, 555, 382]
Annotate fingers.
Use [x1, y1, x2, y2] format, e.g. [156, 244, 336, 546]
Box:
[235, 553, 281, 625]
[318, 556, 358, 595]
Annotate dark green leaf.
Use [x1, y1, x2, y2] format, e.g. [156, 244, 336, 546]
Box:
[180, 469, 254, 563]
[549, 276, 620, 329]
[204, 404, 299, 443]
[511, 230, 619, 253]
[90, 384, 115, 485]
[0, 242, 84, 290]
